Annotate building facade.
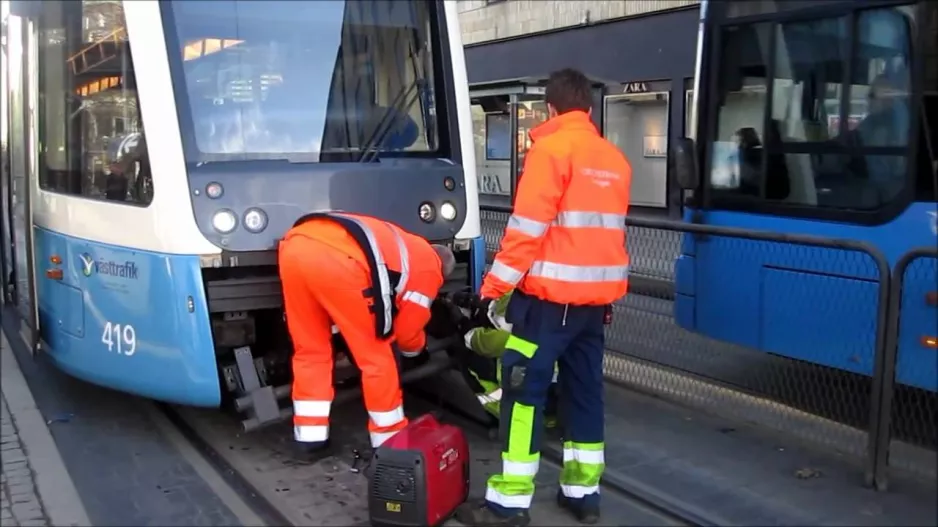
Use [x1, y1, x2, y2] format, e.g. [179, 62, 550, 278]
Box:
[459, 0, 701, 214]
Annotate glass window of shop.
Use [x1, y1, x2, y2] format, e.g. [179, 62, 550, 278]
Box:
[36, 1, 153, 206]
[603, 81, 671, 208]
[471, 93, 549, 202]
[471, 102, 512, 198]
[515, 97, 549, 179]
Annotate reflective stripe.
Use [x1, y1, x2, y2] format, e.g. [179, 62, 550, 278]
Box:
[400, 348, 423, 358]
[529, 261, 629, 283]
[485, 487, 533, 509]
[294, 425, 329, 442]
[560, 484, 600, 499]
[554, 211, 626, 230]
[293, 400, 331, 418]
[503, 458, 539, 477]
[342, 216, 394, 336]
[507, 214, 549, 237]
[391, 228, 410, 294]
[370, 429, 400, 448]
[505, 335, 538, 359]
[563, 447, 605, 465]
[402, 291, 432, 308]
[551, 369, 558, 383]
[331, 325, 339, 335]
[489, 259, 524, 286]
[368, 406, 405, 428]
[477, 388, 503, 405]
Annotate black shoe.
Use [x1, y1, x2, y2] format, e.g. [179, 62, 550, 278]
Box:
[556, 489, 600, 525]
[291, 439, 332, 462]
[455, 500, 530, 527]
[299, 438, 331, 453]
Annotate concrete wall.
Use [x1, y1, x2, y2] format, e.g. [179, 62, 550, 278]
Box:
[457, 0, 700, 46]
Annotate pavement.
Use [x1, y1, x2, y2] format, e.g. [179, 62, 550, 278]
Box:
[1, 333, 90, 527]
[2, 301, 936, 527]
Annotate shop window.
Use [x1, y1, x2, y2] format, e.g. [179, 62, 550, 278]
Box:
[37, 1, 153, 206]
[472, 104, 511, 197]
[485, 113, 511, 160]
[708, 6, 914, 211]
[516, 100, 548, 171]
[604, 91, 671, 208]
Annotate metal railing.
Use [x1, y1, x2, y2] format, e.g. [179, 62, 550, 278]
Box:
[480, 204, 937, 492]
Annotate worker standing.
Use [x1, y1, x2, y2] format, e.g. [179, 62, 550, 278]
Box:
[456, 68, 632, 526]
[278, 212, 456, 450]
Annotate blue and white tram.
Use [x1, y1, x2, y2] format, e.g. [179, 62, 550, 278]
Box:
[1, 0, 482, 412]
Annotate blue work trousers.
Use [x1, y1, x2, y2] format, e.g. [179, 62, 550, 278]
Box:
[485, 290, 606, 513]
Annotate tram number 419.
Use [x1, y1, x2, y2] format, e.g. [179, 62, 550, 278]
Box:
[101, 321, 137, 356]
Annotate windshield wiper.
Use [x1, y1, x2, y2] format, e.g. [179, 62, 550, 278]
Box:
[359, 23, 429, 164]
[358, 81, 421, 163]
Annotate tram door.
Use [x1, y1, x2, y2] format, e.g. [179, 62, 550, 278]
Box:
[2, 5, 41, 354]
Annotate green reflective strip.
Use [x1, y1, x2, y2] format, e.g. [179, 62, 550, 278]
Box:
[506, 403, 537, 462]
[488, 402, 538, 498]
[571, 441, 604, 451]
[560, 441, 605, 487]
[505, 335, 537, 359]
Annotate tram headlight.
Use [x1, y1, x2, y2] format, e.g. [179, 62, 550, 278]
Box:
[243, 208, 268, 233]
[440, 202, 457, 221]
[211, 209, 238, 234]
[418, 202, 436, 223]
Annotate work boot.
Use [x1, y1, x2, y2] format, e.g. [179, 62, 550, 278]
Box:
[455, 500, 530, 527]
[556, 489, 600, 525]
[291, 439, 332, 462]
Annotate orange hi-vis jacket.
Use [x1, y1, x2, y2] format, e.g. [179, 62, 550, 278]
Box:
[481, 110, 631, 306]
[289, 212, 444, 353]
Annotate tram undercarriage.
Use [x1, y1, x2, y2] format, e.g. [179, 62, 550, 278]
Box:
[201, 248, 494, 434]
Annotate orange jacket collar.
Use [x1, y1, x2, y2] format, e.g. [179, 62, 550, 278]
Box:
[529, 110, 597, 143]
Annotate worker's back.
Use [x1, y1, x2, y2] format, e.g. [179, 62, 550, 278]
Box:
[516, 110, 632, 306]
[285, 213, 442, 296]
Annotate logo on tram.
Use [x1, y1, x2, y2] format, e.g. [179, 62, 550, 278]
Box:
[78, 253, 139, 280]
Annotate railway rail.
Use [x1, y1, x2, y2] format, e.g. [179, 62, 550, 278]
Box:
[158, 372, 704, 527]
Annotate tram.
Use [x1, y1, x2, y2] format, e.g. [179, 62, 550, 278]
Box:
[0, 0, 485, 425]
[672, 0, 937, 392]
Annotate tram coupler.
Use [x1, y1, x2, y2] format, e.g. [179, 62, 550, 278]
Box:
[240, 345, 457, 433]
[232, 346, 283, 429]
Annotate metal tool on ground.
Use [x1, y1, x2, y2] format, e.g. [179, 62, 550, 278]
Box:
[367, 413, 470, 527]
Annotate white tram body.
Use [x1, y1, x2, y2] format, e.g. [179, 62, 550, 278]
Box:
[1, 0, 482, 409]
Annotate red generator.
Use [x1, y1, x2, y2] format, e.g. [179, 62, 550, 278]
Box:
[368, 414, 470, 527]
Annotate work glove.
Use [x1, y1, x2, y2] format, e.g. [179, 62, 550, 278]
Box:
[470, 297, 493, 328]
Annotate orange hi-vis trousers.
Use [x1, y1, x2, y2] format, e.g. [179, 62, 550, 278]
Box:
[279, 234, 408, 448]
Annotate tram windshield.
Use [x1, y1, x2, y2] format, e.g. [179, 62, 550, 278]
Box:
[160, 0, 441, 162]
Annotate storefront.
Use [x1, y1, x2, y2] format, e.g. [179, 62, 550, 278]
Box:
[465, 5, 700, 215]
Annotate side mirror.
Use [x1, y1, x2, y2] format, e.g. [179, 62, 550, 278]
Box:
[670, 137, 700, 191]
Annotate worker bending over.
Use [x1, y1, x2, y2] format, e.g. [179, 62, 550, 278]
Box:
[278, 212, 456, 450]
[456, 68, 632, 526]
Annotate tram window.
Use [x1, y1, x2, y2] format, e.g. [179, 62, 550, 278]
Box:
[163, 0, 440, 161]
[36, 1, 153, 206]
[707, 6, 915, 213]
